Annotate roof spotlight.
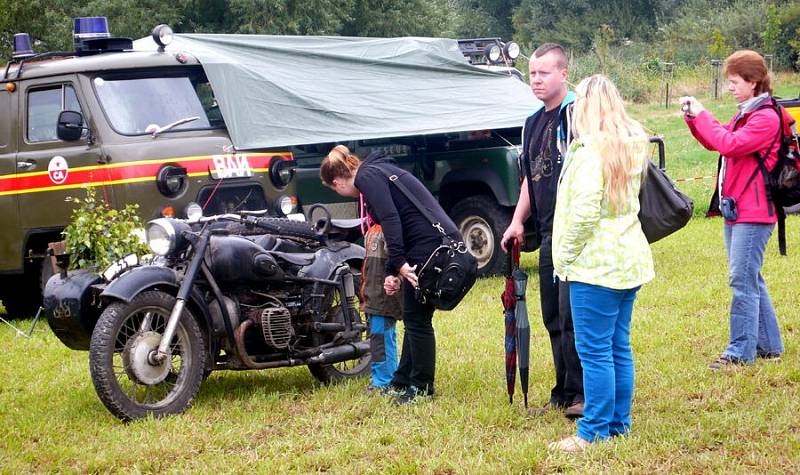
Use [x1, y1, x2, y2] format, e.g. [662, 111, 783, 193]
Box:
[485, 44, 502, 63]
[151, 24, 174, 51]
[504, 42, 520, 61]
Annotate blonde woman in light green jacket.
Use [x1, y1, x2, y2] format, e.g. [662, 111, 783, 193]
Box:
[548, 75, 654, 452]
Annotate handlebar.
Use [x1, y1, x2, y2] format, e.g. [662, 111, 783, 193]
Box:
[185, 209, 270, 224]
[166, 208, 324, 242]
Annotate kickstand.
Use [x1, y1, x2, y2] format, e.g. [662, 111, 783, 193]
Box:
[0, 306, 44, 338]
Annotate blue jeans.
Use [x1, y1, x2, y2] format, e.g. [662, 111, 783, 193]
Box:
[723, 223, 783, 362]
[369, 315, 398, 387]
[570, 281, 640, 442]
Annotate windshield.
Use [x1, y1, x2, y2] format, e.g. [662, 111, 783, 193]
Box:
[93, 71, 223, 135]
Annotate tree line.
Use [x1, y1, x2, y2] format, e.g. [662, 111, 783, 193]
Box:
[2, 0, 799, 68]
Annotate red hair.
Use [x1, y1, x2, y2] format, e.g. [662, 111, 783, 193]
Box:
[723, 50, 773, 95]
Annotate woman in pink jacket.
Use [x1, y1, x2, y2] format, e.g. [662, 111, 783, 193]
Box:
[681, 50, 784, 369]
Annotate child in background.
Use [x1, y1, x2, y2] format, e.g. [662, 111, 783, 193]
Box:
[362, 223, 402, 390]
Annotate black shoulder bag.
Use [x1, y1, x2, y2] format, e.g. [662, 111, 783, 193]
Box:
[378, 169, 478, 310]
[638, 160, 694, 243]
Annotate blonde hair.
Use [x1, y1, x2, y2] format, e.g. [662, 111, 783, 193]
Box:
[320, 145, 361, 187]
[572, 74, 649, 213]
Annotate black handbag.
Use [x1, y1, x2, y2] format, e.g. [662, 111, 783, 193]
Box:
[378, 168, 477, 310]
[638, 160, 694, 243]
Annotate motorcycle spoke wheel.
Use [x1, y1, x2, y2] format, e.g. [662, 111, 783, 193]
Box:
[308, 270, 371, 383]
[90, 291, 205, 421]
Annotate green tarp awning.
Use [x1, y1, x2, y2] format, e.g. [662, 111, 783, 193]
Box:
[134, 34, 538, 150]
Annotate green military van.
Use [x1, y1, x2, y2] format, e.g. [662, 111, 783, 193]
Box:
[294, 38, 536, 277]
[0, 19, 299, 317]
[293, 126, 537, 277]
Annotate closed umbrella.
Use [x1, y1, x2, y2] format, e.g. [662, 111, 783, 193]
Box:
[513, 266, 530, 409]
[501, 239, 520, 404]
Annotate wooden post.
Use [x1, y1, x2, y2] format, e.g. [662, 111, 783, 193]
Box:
[662, 62, 675, 109]
[710, 59, 722, 100]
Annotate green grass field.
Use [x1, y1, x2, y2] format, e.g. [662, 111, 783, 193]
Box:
[2, 79, 800, 473]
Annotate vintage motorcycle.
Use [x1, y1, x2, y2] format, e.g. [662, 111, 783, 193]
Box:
[44, 204, 369, 421]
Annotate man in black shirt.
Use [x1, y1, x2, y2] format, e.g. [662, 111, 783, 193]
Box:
[501, 43, 584, 418]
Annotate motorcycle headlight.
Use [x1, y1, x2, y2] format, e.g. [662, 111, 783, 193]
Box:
[146, 218, 190, 256]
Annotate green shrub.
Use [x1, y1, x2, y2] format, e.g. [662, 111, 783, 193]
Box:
[62, 187, 149, 271]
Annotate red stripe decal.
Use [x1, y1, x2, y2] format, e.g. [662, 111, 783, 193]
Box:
[0, 153, 291, 194]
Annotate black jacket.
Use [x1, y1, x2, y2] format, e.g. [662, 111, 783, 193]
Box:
[520, 98, 574, 236]
[354, 151, 459, 275]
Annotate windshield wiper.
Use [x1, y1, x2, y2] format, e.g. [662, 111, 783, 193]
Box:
[150, 116, 199, 138]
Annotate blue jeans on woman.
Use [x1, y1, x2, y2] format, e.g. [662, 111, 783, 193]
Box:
[722, 223, 783, 362]
[570, 281, 640, 442]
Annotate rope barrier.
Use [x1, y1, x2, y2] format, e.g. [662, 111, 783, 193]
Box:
[673, 175, 716, 183]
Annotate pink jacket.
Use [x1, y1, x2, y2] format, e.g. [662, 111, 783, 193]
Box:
[685, 106, 785, 224]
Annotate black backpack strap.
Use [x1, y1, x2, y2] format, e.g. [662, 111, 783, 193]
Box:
[732, 103, 783, 215]
[521, 147, 540, 229]
[374, 166, 455, 244]
[778, 206, 787, 256]
[752, 101, 790, 255]
[519, 113, 542, 232]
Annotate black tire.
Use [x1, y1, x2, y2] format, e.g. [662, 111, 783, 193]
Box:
[450, 195, 512, 277]
[89, 291, 205, 421]
[308, 268, 371, 384]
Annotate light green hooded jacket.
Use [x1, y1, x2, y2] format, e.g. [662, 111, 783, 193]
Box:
[552, 138, 655, 290]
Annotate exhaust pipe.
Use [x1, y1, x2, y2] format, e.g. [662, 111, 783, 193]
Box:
[307, 340, 370, 365]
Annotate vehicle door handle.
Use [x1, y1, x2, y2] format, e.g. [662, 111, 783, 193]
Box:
[17, 161, 35, 169]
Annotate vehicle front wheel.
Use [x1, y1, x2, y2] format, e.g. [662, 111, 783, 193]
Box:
[89, 291, 205, 421]
[450, 195, 512, 277]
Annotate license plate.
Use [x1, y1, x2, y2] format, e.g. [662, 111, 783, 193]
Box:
[210, 154, 253, 179]
[102, 254, 139, 282]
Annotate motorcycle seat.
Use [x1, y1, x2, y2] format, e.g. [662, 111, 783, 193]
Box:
[269, 251, 315, 266]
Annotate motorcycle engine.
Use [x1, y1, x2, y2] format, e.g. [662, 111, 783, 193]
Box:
[246, 303, 293, 350]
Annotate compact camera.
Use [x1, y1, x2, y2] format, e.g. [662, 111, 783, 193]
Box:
[719, 196, 738, 221]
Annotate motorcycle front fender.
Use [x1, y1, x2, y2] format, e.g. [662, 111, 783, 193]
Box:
[101, 265, 179, 303]
[101, 265, 216, 358]
[298, 242, 365, 280]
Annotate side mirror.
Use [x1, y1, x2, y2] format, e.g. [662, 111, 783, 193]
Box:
[57, 110, 84, 141]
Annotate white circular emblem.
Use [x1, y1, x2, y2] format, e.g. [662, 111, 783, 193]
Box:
[48, 156, 69, 185]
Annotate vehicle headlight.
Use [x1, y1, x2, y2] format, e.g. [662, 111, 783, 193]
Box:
[156, 165, 187, 198]
[270, 158, 297, 189]
[485, 44, 502, 63]
[145, 218, 190, 256]
[504, 42, 520, 61]
[276, 195, 297, 216]
[185, 202, 203, 222]
[151, 24, 173, 49]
